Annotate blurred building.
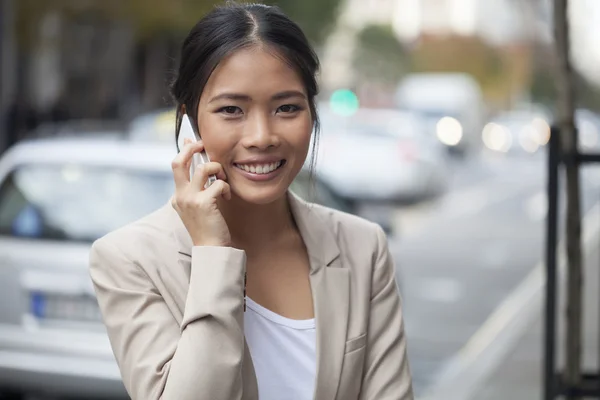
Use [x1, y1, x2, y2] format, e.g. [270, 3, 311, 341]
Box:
[392, 0, 552, 45]
[320, 0, 553, 92]
[392, 0, 600, 88]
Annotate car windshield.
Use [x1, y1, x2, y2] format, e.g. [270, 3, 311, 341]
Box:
[0, 164, 174, 242]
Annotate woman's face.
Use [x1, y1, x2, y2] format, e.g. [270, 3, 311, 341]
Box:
[197, 46, 313, 205]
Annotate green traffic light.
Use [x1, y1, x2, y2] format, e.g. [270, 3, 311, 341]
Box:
[330, 89, 359, 116]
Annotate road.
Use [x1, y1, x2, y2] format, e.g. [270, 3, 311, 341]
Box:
[389, 150, 600, 396]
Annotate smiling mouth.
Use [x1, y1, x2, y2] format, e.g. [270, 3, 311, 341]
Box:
[233, 160, 286, 174]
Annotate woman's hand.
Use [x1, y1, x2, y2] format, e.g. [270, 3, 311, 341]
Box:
[171, 139, 232, 247]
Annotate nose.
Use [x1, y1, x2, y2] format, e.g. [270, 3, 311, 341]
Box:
[241, 112, 280, 150]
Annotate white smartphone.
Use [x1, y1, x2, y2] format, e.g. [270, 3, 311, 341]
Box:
[177, 114, 217, 187]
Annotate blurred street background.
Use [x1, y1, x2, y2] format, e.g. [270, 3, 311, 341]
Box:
[1, 0, 600, 399]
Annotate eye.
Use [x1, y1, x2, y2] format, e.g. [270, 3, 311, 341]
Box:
[277, 104, 302, 114]
[218, 106, 243, 115]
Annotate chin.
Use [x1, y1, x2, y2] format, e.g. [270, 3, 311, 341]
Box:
[231, 183, 289, 205]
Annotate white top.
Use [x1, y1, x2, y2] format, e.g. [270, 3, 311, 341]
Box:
[244, 297, 316, 400]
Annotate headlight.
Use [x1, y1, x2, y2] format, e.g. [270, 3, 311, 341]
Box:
[532, 117, 550, 145]
[482, 123, 512, 152]
[518, 125, 540, 153]
[436, 117, 463, 146]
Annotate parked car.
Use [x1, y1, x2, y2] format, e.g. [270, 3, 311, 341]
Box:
[0, 135, 395, 398]
[312, 107, 450, 203]
[0, 137, 177, 399]
[395, 72, 485, 156]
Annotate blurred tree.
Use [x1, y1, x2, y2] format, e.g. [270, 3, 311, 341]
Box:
[262, 0, 341, 47]
[14, 0, 342, 117]
[352, 24, 409, 86]
[16, 0, 341, 47]
[530, 39, 600, 111]
[529, 45, 558, 107]
[574, 73, 600, 111]
[15, 0, 213, 46]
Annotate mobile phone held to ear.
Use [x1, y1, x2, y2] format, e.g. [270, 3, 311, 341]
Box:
[177, 114, 217, 188]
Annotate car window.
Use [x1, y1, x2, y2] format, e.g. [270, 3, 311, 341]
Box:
[0, 164, 174, 242]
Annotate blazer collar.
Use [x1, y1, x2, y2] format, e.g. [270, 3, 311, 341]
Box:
[168, 191, 341, 270]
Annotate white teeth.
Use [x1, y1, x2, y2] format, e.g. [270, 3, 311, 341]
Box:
[236, 161, 282, 174]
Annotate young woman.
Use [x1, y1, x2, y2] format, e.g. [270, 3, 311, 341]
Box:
[89, 2, 413, 399]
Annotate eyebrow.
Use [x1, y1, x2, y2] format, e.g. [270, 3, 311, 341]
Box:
[208, 90, 306, 104]
[272, 90, 306, 101]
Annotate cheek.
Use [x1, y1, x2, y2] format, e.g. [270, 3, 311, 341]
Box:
[197, 115, 238, 162]
[283, 116, 313, 148]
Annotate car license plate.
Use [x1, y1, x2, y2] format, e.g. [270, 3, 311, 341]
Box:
[29, 292, 102, 322]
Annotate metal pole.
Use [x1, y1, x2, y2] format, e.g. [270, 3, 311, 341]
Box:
[544, 126, 561, 400]
[0, 0, 15, 154]
[0, 0, 6, 148]
[553, 0, 583, 397]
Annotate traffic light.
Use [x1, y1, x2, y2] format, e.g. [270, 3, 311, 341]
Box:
[329, 89, 359, 116]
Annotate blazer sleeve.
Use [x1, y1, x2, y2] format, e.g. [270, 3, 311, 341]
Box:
[89, 237, 247, 400]
[359, 225, 414, 400]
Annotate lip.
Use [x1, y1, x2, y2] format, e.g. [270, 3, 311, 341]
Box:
[233, 156, 285, 165]
[233, 160, 286, 182]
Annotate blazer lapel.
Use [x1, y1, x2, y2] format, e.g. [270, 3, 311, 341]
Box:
[288, 192, 350, 400]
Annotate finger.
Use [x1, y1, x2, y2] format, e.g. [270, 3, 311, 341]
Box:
[184, 142, 208, 174]
[171, 141, 205, 187]
[204, 179, 231, 201]
[191, 161, 225, 191]
[194, 159, 227, 182]
[215, 167, 227, 181]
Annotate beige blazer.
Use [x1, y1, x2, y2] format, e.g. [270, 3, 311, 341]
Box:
[89, 192, 414, 400]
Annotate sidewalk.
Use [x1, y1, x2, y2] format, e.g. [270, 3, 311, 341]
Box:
[471, 247, 599, 400]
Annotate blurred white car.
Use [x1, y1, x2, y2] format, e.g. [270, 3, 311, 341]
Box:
[395, 73, 485, 156]
[0, 137, 179, 398]
[310, 107, 450, 203]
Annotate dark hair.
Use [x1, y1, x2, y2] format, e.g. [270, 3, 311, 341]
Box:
[170, 2, 320, 166]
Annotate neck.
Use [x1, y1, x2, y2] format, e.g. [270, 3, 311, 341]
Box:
[219, 191, 296, 249]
